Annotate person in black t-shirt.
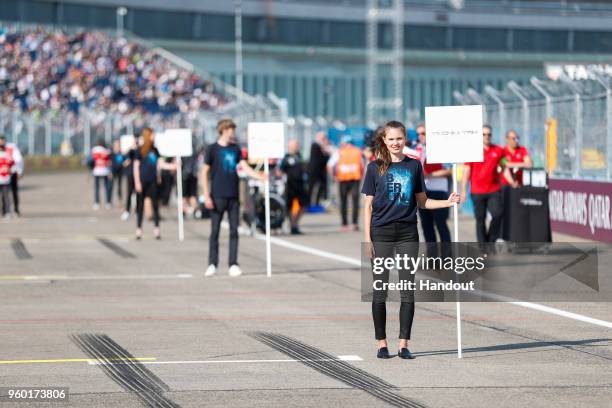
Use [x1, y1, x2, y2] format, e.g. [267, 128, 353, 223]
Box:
[361, 121, 460, 360]
[121, 136, 138, 221]
[279, 139, 307, 235]
[110, 139, 125, 205]
[133, 127, 176, 240]
[307, 132, 330, 206]
[201, 119, 265, 278]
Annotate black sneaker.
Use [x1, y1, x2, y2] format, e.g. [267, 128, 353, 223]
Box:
[290, 227, 303, 235]
[377, 347, 392, 359]
[398, 348, 415, 359]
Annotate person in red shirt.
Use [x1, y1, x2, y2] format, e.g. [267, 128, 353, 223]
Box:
[502, 130, 532, 187]
[88, 139, 112, 210]
[0, 139, 15, 217]
[461, 125, 504, 243]
[413, 124, 452, 245]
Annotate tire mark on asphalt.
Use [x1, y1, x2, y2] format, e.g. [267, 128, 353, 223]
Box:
[10, 239, 32, 260]
[71, 333, 179, 408]
[97, 238, 136, 259]
[251, 331, 428, 408]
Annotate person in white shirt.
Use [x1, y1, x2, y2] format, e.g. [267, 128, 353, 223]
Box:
[0, 136, 23, 216]
[88, 139, 112, 210]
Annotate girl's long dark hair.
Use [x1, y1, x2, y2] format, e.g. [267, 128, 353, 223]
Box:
[374, 120, 406, 176]
[140, 127, 154, 157]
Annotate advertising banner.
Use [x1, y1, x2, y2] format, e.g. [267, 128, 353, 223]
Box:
[549, 178, 612, 243]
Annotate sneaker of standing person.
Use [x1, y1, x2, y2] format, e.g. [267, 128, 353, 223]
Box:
[92, 203, 100, 210]
[205, 264, 217, 277]
[228, 264, 242, 277]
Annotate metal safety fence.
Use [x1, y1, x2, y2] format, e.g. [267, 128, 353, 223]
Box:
[454, 70, 612, 181]
[0, 96, 284, 157]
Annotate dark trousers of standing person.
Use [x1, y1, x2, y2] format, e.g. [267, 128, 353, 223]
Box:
[125, 173, 135, 213]
[10, 173, 19, 214]
[371, 221, 418, 340]
[94, 175, 112, 205]
[208, 198, 239, 267]
[308, 172, 327, 206]
[136, 181, 159, 228]
[339, 180, 360, 226]
[0, 184, 11, 215]
[160, 170, 174, 206]
[471, 190, 504, 243]
[419, 190, 451, 258]
[112, 171, 123, 202]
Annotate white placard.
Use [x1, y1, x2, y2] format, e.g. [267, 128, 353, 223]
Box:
[247, 122, 285, 159]
[119, 134, 134, 154]
[156, 128, 193, 157]
[425, 105, 484, 164]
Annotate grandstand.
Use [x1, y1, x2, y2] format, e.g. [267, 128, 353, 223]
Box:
[3, 0, 612, 123]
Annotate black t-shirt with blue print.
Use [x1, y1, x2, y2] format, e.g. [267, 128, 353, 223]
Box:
[205, 142, 242, 199]
[135, 147, 160, 184]
[361, 157, 426, 228]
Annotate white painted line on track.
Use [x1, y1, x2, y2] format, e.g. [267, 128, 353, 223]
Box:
[89, 355, 363, 366]
[235, 225, 612, 330]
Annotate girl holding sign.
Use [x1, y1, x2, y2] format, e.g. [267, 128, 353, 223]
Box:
[362, 121, 460, 359]
[133, 128, 176, 240]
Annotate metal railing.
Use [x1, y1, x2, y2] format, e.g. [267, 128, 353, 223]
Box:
[454, 70, 612, 181]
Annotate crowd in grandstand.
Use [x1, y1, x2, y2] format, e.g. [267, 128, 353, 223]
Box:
[0, 28, 227, 118]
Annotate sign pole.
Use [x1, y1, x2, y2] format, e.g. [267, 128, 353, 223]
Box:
[453, 163, 462, 359]
[176, 156, 184, 242]
[264, 158, 272, 278]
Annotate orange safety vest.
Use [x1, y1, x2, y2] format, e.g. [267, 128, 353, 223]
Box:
[335, 145, 363, 182]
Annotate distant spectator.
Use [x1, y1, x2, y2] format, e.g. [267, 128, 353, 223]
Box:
[328, 135, 364, 231]
[279, 139, 307, 235]
[88, 139, 112, 210]
[181, 139, 200, 218]
[110, 139, 125, 205]
[0, 136, 15, 217]
[0, 135, 23, 216]
[307, 132, 330, 207]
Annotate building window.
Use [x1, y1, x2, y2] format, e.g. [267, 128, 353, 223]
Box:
[513, 29, 568, 52]
[453, 27, 509, 51]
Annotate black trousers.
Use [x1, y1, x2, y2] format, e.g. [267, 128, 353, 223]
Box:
[10, 173, 18, 214]
[308, 172, 327, 206]
[419, 190, 451, 243]
[136, 181, 159, 228]
[209, 197, 239, 267]
[160, 171, 174, 206]
[339, 180, 360, 226]
[371, 221, 418, 340]
[125, 174, 135, 213]
[0, 184, 10, 214]
[472, 190, 503, 243]
[113, 171, 123, 201]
